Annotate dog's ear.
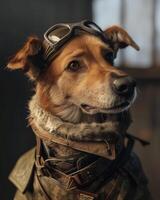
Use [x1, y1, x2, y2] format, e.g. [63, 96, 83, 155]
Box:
[7, 36, 45, 80]
[104, 26, 140, 57]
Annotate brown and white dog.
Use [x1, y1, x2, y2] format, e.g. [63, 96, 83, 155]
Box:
[8, 23, 151, 200]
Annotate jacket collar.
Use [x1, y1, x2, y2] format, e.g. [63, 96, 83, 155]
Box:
[29, 96, 125, 160]
[9, 148, 35, 193]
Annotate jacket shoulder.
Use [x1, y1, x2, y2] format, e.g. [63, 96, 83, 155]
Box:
[124, 152, 148, 186]
[9, 148, 35, 193]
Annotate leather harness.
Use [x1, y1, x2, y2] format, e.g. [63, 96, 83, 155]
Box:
[34, 138, 133, 199]
[29, 120, 149, 200]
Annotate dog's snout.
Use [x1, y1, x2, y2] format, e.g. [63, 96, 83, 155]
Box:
[112, 76, 136, 96]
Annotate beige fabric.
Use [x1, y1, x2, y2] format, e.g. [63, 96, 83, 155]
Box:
[9, 148, 35, 193]
[14, 190, 32, 200]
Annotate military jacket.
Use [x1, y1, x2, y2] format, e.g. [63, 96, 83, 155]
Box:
[9, 148, 152, 200]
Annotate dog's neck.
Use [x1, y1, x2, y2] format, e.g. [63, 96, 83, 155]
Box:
[29, 96, 109, 159]
[29, 96, 81, 157]
[29, 95, 129, 159]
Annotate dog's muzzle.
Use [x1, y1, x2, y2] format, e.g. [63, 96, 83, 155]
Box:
[80, 74, 136, 115]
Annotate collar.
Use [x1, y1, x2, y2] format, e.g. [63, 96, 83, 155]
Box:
[29, 97, 125, 159]
[29, 96, 123, 142]
[29, 97, 149, 160]
[30, 121, 121, 160]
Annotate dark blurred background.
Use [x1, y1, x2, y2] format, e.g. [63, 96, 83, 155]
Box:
[0, 0, 159, 199]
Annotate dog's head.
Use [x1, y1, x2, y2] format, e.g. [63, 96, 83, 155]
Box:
[7, 24, 139, 131]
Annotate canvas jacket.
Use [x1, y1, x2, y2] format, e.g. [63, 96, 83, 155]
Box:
[9, 147, 152, 200]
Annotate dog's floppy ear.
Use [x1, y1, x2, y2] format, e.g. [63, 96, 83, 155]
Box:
[104, 26, 140, 57]
[7, 36, 45, 80]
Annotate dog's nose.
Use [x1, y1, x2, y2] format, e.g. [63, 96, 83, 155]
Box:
[112, 76, 136, 96]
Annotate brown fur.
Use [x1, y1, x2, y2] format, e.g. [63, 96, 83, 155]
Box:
[7, 25, 139, 133]
[37, 34, 128, 118]
[7, 26, 138, 112]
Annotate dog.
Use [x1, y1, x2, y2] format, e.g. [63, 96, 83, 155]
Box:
[8, 20, 151, 200]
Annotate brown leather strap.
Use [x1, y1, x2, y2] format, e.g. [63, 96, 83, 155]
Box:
[71, 158, 112, 186]
[48, 157, 112, 190]
[35, 137, 134, 191]
[35, 137, 113, 190]
[30, 119, 119, 160]
[34, 132, 135, 199]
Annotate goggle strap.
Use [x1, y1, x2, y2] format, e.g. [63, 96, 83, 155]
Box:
[43, 20, 108, 63]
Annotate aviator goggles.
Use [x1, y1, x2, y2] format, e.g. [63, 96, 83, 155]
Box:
[43, 20, 108, 63]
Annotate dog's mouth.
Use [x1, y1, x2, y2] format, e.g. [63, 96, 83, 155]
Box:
[80, 101, 131, 114]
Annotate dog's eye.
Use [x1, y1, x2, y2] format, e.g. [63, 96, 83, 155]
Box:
[66, 60, 81, 72]
[103, 51, 114, 65]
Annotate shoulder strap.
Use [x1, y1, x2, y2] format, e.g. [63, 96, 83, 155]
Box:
[9, 148, 35, 193]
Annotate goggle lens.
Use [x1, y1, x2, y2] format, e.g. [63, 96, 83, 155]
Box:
[44, 20, 105, 62]
[48, 26, 70, 44]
